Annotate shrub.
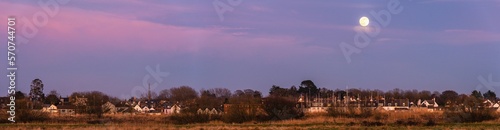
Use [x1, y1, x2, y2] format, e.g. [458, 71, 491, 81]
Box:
[327, 107, 373, 118]
[394, 118, 421, 126]
[261, 96, 304, 121]
[361, 120, 384, 126]
[221, 106, 255, 123]
[425, 119, 436, 126]
[169, 113, 210, 125]
[444, 108, 499, 123]
[17, 109, 50, 123]
[372, 111, 388, 120]
[0, 109, 11, 123]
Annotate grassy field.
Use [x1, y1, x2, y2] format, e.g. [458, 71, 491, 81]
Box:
[1, 109, 499, 130]
[2, 122, 500, 130]
[2, 115, 500, 130]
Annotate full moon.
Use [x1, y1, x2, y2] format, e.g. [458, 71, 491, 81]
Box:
[359, 16, 369, 27]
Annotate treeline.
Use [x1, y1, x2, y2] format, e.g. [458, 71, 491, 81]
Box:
[269, 80, 498, 108]
[3, 79, 499, 124]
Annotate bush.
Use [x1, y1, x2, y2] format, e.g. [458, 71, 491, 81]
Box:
[0, 109, 11, 123]
[361, 121, 384, 126]
[17, 109, 50, 123]
[327, 107, 373, 118]
[221, 106, 256, 123]
[261, 96, 304, 121]
[425, 119, 436, 126]
[372, 111, 388, 120]
[395, 118, 421, 126]
[169, 113, 210, 125]
[444, 108, 499, 123]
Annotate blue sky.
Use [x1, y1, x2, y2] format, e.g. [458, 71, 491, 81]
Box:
[1, 0, 500, 98]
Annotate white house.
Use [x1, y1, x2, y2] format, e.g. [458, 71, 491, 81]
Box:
[493, 103, 499, 108]
[421, 98, 439, 108]
[307, 106, 328, 113]
[42, 104, 58, 113]
[133, 104, 142, 112]
[197, 108, 220, 115]
[165, 104, 181, 115]
[142, 106, 150, 112]
[102, 102, 117, 114]
[210, 108, 219, 115]
[57, 105, 76, 115]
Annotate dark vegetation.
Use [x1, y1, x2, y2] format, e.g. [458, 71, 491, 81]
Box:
[1, 79, 499, 126]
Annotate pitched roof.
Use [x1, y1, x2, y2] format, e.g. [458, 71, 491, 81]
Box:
[57, 105, 76, 109]
[423, 100, 436, 104]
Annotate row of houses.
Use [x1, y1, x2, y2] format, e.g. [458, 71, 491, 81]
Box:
[2, 95, 499, 116]
[37, 95, 227, 115]
[298, 95, 500, 113]
[33, 96, 185, 115]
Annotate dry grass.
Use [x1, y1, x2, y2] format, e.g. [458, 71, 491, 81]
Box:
[1, 110, 499, 130]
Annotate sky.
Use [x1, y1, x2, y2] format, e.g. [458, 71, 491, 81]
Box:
[1, 0, 500, 99]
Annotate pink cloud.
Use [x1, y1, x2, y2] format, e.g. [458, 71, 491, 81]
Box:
[0, 1, 332, 62]
[439, 29, 500, 44]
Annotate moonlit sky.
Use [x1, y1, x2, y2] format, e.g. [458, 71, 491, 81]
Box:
[1, 0, 500, 98]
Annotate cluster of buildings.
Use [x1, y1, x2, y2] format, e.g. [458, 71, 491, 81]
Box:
[34, 96, 190, 116]
[1, 93, 499, 116]
[297, 94, 500, 113]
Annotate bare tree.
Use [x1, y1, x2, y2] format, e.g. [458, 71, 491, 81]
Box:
[197, 88, 232, 109]
[170, 86, 198, 104]
[157, 89, 171, 100]
[418, 90, 431, 100]
[29, 79, 45, 109]
[231, 89, 262, 104]
[211, 88, 232, 99]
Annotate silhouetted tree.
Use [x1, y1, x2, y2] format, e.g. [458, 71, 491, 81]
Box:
[70, 91, 110, 117]
[289, 85, 298, 96]
[269, 85, 289, 97]
[334, 90, 347, 101]
[44, 90, 60, 105]
[170, 86, 199, 105]
[471, 90, 483, 99]
[403, 89, 419, 103]
[29, 79, 45, 109]
[483, 90, 497, 101]
[298, 80, 319, 97]
[15, 91, 26, 99]
[223, 89, 263, 123]
[210, 88, 232, 99]
[440, 90, 458, 107]
[198, 88, 227, 110]
[418, 90, 432, 100]
[262, 96, 303, 121]
[389, 88, 403, 99]
[457, 94, 469, 105]
[157, 89, 171, 100]
[230, 89, 262, 104]
[318, 88, 334, 98]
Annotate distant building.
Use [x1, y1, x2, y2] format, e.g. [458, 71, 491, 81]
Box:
[421, 98, 439, 108]
[42, 104, 58, 113]
[102, 101, 117, 114]
[57, 104, 76, 115]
